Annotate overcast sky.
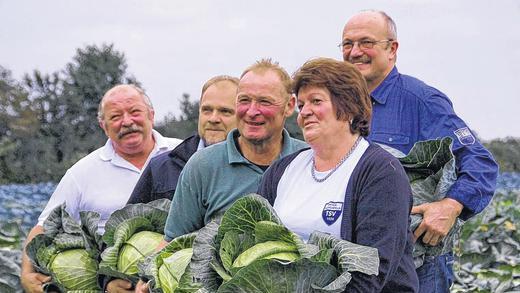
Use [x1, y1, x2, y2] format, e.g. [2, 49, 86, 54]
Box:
[1, 0, 519, 140]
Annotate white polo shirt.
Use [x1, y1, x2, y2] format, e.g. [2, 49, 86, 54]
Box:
[37, 130, 181, 233]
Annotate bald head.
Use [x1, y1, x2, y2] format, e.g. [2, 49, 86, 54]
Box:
[341, 10, 399, 92]
[344, 10, 397, 40]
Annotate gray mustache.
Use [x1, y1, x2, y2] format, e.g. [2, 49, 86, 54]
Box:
[117, 125, 143, 139]
[349, 56, 371, 64]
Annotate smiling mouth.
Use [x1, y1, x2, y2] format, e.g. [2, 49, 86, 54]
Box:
[245, 121, 265, 126]
[118, 130, 141, 139]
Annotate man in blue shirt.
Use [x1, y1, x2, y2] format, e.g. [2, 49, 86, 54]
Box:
[341, 10, 498, 292]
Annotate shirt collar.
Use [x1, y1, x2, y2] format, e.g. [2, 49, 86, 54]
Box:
[371, 66, 399, 105]
[226, 128, 293, 164]
[197, 137, 206, 150]
[99, 129, 164, 161]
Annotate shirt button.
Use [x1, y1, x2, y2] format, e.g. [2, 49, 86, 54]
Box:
[388, 137, 393, 142]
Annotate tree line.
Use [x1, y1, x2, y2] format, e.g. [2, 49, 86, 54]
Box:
[0, 44, 517, 184]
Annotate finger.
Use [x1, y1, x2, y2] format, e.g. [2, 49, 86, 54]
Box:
[120, 279, 132, 289]
[422, 231, 432, 245]
[413, 223, 426, 242]
[429, 234, 442, 246]
[411, 204, 426, 215]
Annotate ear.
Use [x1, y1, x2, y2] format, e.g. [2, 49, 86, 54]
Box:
[389, 40, 399, 61]
[149, 109, 155, 127]
[284, 94, 296, 117]
[99, 119, 109, 136]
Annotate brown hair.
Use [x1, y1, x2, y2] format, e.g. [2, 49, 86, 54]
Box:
[292, 57, 372, 136]
[240, 58, 292, 100]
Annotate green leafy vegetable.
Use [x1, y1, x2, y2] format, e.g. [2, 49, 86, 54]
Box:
[231, 241, 298, 269]
[183, 194, 379, 292]
[117, 231, 163, 274]
[158, 248, 193, 293]
[383, 137, 463, 267]
[25, 204, 102, 292]
[99, 199, 170, 283]
[50, 249, 98, 290]
[138, 232, 198, 293]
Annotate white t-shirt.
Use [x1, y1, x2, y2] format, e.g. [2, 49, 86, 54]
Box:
[37, 130, 181, 234]
[274, 138, 369, 242]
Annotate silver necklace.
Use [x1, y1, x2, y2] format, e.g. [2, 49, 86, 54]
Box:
[311, 136, 362, 183]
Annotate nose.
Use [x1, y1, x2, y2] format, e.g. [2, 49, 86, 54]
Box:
[121, 112, 134, 126]
[208, 110, 220, 123]
[246, 101, 261, 116]
[299, 103, 312, 117]
[349, 42, 364, 58]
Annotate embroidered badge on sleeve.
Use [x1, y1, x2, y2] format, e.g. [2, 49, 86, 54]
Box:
[454, 127, 475, 145]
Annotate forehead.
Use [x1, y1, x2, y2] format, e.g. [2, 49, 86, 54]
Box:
[238, 70, 285, 100]
[343, 12, 388, 39]
[297, 85, 331, 98]
[201, 81, 237, 106]
[103, 87, 146, 110]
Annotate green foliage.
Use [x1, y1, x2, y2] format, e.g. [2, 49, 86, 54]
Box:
[484, 137, 520, 172]
[0, 44, 139, 183]
[452, 190, 520, 292]
[155, 93, 199, 139]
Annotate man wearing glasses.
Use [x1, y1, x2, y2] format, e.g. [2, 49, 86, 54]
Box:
[341, 10, 498, 293]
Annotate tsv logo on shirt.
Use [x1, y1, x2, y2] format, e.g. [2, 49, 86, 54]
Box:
[454, 127, 475, 145]
[322, 201, 343, 226]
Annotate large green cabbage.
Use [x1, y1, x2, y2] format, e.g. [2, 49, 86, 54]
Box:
[176, 194, 379, 292]
[99, 199, 171, 283]
[381, 137, 462, 268]
[50, 249, 98, 290]
[138, 232, 197, 293]
[117, 231, 164, 274]
[25, 204, 102, 292]
[158, 248, 193, 293]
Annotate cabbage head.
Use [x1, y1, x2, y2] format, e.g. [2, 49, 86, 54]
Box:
[158, 248, 193, 293]
[137, 232, 197, 293]
[384, 137, 462, 268]
[182, 194, 380, 292]
[25, 205, 102, 292]
[50, 249, 98, 290]
[117, 231, 164, 275]
[99, 199, 171, 283]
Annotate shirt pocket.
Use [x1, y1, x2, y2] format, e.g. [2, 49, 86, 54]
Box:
[370, 132, 410, 146]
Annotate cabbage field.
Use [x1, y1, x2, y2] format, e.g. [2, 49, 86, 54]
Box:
[1, 173, 519, 292]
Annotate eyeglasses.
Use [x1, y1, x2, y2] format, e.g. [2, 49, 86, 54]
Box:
[338, 39, 393, 51]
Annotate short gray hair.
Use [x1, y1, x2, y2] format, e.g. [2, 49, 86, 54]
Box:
[97, 84, 153, 122]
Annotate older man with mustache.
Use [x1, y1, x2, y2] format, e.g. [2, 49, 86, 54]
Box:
[20, 84, 182, 293]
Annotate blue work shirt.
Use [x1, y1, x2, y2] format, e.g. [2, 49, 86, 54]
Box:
[368, 66, 498, 220]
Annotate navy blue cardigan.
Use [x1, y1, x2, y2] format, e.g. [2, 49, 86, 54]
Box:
[258, 143, 418, 293]
[127, 134, 200, 204]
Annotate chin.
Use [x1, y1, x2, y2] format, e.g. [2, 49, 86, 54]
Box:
[243, 134, 269, 145]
